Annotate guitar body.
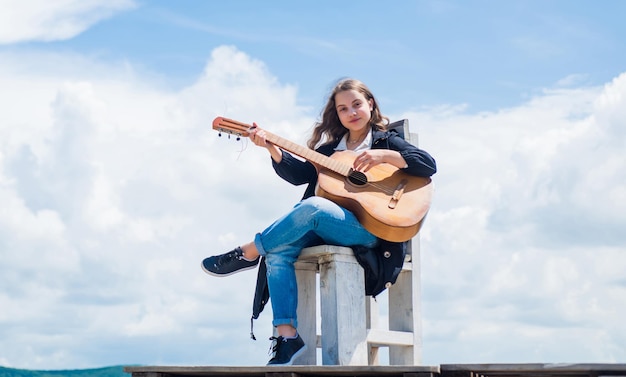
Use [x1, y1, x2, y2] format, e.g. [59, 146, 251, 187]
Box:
[315, 150, 432, 242]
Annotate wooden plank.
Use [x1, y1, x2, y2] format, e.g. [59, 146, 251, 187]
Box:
[366, 296, 380, 365]
[295, 260, 318, 365]
[124, 365, 440, 377]
[299, 245, 354, 260]
[440, 364, 626, 377]
[389, 238, 421, 365]
[318, 251, 368, 365]
[367, 328, 414, 346]
[265, 372, 300, 377]
[124, 364, 626, 377]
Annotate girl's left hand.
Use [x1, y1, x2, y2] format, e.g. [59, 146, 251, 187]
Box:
[353, 150, 387, 172]
[249, 122, 271, 148]
[353, 149, 407, 172]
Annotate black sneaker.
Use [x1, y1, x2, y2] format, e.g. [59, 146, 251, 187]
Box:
[266, 334, 307, 366]
[201, 247, 259, 276]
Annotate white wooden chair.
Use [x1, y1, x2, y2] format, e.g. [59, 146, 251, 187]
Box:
[293, 120, 423, 366]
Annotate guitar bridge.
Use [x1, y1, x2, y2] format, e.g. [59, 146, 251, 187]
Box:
[388, 179, 408, 209]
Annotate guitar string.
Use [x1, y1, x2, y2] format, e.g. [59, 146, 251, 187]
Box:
[319, 158, 399, 195]
[236, 138, 249, 160]
[344, 172, 396, 195]
[357, 180, 395, 195]
[219, 120, 399, 195]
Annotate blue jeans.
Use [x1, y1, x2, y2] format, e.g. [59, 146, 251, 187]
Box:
[254, 196, 378, 329]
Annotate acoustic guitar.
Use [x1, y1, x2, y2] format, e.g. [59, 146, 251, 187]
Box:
[213, 116, 432, 242]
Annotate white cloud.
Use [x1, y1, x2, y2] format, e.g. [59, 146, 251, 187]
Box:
[0, 46, 299, 368]
[0, 44, 625, 369]
[0, 0, 136, 44]
[405, 74, 626, 364]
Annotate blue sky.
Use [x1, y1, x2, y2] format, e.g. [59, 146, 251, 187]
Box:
[12, 1, 626, 111]
[1, 0, 625, 370]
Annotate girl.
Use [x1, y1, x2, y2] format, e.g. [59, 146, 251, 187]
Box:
[202, 78, 437, 365]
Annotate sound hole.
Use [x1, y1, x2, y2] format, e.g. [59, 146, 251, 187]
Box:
[348, 170, 368, 186]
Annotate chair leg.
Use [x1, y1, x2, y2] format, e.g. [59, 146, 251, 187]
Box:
[388, 268, 421, 365]
[318, 253, 368, 365]
[295, 260, 318, 365]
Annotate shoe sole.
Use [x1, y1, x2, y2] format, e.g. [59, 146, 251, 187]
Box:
[267, 344, 308, 366]
[200, 261, 258, 277]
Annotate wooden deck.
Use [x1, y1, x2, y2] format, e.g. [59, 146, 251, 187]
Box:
[440, 364, 626, 377]
[124, 365, 439, 377]
[124, 364, 626, 377]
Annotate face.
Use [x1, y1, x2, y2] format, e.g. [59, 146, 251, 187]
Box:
[334, 89, 374, 132]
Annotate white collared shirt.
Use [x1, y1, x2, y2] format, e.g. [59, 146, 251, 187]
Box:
[335, 131, 372, 152]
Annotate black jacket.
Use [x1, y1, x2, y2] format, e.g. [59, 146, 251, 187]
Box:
[251, 128, 437, 331]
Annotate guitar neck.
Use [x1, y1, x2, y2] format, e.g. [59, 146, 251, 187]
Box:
[213, 116, 350, 177]
[263, 132, 350, 176]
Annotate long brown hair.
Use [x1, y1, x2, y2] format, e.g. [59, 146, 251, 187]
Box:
[307, 78, 389, 149]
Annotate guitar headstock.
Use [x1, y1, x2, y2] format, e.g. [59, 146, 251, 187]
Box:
[212, 117, 253, 139]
